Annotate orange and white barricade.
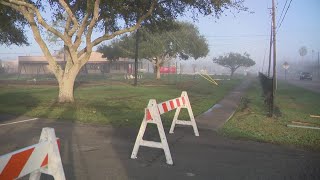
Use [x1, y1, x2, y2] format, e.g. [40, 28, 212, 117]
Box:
[131, 91, 199, 165]
[0, 128, 65, 180]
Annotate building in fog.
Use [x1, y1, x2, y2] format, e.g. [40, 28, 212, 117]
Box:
[18, 55, 64, 75]
[17, 52, 148, 75]
[1, 59, 19, 73]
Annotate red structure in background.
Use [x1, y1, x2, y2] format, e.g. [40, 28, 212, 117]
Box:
[160, 67, 176, 74]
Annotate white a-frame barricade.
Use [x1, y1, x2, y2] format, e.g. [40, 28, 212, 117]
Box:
[131, 91, 199, 165]
[169, 91, 199, 136]
[0, 127, 65, 180]
[131, 99, 173, 165]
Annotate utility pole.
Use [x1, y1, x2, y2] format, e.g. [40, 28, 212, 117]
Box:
[318, 51, 320, 79]
[134, 1, 140, 86]
[134, 28, 139, 86]
[268, 0, 277, 116]
[267, 22, 273, 77]
[272, 0, 277, 92]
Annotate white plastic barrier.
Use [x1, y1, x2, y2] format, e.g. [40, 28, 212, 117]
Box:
[0, 128, 65, 180]
[124, 74, 143, 79]
[131, 91, 199, 165]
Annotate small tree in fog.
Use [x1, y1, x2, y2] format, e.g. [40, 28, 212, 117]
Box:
[299, 46, 307, 61]
[98, 22, 209, 79]
[213, 52, 255, 77]
[0, 59, 4, 74]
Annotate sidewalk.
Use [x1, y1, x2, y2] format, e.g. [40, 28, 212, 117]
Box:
[196, 78, 253, 130]
[1, 79, 320, 180]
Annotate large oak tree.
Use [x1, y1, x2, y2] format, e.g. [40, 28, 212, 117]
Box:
[0, 0, 246, 102]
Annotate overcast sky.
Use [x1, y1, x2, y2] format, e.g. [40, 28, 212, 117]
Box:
[0, 0, 319, 71]
[190, 0, 320, 70]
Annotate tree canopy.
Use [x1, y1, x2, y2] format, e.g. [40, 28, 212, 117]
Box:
[0, 0, 246, 102]
[98, 21, 209, 79]
[213, 52, 255, 77]
[97, 42, 123, 61]
[0, 5, 28, 46]
[299, 46, 307, 58]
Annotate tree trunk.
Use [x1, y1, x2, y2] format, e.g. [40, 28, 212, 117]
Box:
[153, 65, 157, 74]
[152, 58, 162, 80]
[57, 70, 78, 103]
[156, 64, 161, 80]
[230, 68, 235, 78]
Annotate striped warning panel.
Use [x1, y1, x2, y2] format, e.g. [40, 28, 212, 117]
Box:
[146, 97, 187, 121]
[146, 109, 152, 121]
[158, 97, 185, 115]
[0, 139, 60, 179]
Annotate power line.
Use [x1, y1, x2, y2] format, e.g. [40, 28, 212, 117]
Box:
[203, 34, 269, 38]
[277, 0, 293, 32]
[277, 0, 288, 25]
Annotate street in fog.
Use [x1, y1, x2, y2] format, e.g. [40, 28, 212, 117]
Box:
[285, 79, 320, 93]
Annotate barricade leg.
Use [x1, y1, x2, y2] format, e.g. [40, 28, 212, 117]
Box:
[29, 170, 41, 180]
[131, 100, 173, 165]
[169, 91, 199, 136]
[29, 128, 46, 180]
[186, 105, 200, 136]
[131, 117, 148, 159]
[184, 92, 199, 136]
[156, 116, 173, 165]
[30, 128, 66, 180]
[169, 107, 181, 134]
[46, 128, 65, 180]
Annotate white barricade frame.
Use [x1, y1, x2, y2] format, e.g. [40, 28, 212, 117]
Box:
[0, 127, 65, 180]
[131, 99, 173, 165]
[131, 91, 199, 165]
[169, 91, 199, 136]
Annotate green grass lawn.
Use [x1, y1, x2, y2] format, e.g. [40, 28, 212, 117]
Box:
[220, 79, 320, 151]
[0, 74, 241, 127]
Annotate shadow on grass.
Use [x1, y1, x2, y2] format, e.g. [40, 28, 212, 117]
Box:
[0, 92, 39, 123]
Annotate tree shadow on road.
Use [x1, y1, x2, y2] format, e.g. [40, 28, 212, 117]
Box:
[0, 94, 78, 180]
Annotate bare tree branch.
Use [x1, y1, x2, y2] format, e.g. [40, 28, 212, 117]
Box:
[74, 16, 89, 48]
[86, 0, 101, 46]
[92, 1, 156, 48]
[4, 0, 69, 43]
[65, 15, 72, 35]
[58, 0, 79, 36]
[74, 0, 91, 48]
[78, 0, 156, 59]
[19, 6, 63, 79]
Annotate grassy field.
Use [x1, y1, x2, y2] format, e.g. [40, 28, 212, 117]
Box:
[0, 74, 241, 127]
[220, 79, 320, 151]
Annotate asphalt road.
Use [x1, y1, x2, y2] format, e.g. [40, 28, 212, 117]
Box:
[0, 115, 319, 180]
[286, 79, 320, 93]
